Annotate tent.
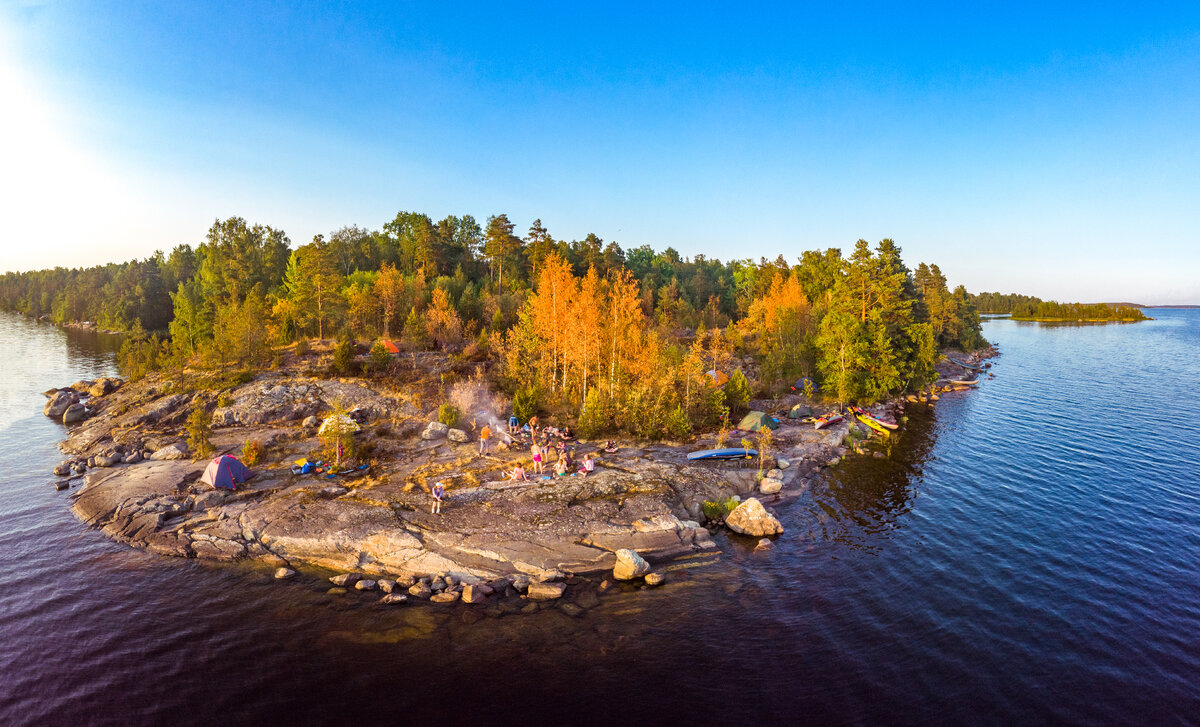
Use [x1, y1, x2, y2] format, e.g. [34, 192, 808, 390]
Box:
[381, 339, 399, 354]
[738, 410, 778, 431]
[791, 377, 819, 393]
[704, 369, 729, 387]
[788, 404, 813, 420]
[201, 455, 253, 490]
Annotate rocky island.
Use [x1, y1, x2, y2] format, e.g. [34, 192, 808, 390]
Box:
[42, 345, 995, 609]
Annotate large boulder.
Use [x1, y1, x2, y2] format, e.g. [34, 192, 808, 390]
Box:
[43, 390, 78, 419]
[421, 421, 449, 440]
[88, 378, 118, 397]
[447, 428, 470, 443]
[612, 548, 651, 581]
[759, 477, 783, 495]
[61, 402, 87, 424]
[725, 498, 784, 537]
[149, 443, 189, 461]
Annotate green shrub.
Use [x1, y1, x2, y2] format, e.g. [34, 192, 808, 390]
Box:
[512, 385, 539, 424]
[186, 402, 213, 459]
[368, 340, 392, 372]
[438, 403, 461, 429]
[664, 406, 692, 440]
[723, 369, 752, 416]
[701, 497, 739, 522]
[577, 388, 608, 438]
[332, 338, 354, 374]
[295, 338, 310, 356]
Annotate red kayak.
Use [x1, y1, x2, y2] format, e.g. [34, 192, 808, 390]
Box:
[814, 412, 845, 430]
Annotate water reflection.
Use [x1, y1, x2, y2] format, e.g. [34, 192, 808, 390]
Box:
[803, 405, 937, 550]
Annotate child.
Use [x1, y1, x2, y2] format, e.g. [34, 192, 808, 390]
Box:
[479, 425, 491, 454]
[431, 481, 445, 514]
[603, 440, 618, 453]
[578, 453, 595, 476]
[508, 415, 520, 434]
[508, 463, 526, 481]
[554, 454, 568, 476]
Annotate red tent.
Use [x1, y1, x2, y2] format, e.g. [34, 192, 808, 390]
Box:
[201, 455, 253, 490]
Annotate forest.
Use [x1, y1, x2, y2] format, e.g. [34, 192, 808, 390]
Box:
[970, 291, 1044, 314]
[0, 213, 986, 437]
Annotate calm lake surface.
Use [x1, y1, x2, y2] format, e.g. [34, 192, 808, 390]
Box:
[1, 310, 1197, 726]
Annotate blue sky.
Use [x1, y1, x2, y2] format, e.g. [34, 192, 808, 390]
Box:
[2, 1, 1198, 303]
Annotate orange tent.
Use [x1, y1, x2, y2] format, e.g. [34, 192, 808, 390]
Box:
[381, 339, 399, 354]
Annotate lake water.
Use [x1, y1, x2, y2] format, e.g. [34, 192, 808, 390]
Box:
[1, 311, 1197, 726]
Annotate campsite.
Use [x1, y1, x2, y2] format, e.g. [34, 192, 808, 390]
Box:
[47, 338, 994, 609]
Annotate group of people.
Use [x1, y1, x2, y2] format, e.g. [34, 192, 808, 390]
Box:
[520, 442, 593, 479]
[432, 414, 608, 513]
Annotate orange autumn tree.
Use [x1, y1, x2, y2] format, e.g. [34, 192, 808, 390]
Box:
[425, 287, 464, 350]
[742, 269, 814, 391]
[503, 252, 692, 438]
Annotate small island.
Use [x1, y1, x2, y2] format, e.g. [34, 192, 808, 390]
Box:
[8, 214, 996, 608]
[1009, 301, 1149, 322]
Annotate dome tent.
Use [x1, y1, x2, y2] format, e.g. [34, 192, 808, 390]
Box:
[737, 411, 778, 432]
[201, 454, 253, 491]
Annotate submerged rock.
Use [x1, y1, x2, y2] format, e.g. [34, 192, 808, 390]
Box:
[527, 581, 565, 601]
[330, 573, 361, 587]
[644, 572, 665, 586]
[274, 567, 296, 579]
[380, 593, 408, 605]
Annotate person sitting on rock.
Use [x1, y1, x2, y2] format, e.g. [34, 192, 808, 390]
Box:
[578, 453, 594, 476]
[431, 481, 445, 514]
[561, 425, 573, 440]
[603, 440, 618, 453]
[554, 454, 568, 476]
[508, 463, 526, 481]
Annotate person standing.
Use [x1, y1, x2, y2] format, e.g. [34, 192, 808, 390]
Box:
[531, 442, 543, 474]
[479, 424, 491, 454]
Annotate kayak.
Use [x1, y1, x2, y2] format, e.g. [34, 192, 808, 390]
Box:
[948, 379, 979, 387]
[813, 412, 845, 430]
[686, 448, 757, 461]
[849, 405, 898, 432]
[946, 356, 985, 371]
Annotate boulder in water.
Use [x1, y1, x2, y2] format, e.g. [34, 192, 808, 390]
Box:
[612, 548, 650, 580]
[725, 498, 784, 537]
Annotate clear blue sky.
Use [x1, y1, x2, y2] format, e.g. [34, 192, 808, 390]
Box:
[2, 1, 1198, 303]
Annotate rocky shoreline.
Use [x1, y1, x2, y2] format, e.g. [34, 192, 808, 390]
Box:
[45, 348, 995, 611]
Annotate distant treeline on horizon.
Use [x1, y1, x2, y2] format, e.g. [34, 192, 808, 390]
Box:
[970, 291, 1150, 321]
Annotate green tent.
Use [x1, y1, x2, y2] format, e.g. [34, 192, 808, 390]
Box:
[738, 410, 778, 431]
[787, 404, 812, 420]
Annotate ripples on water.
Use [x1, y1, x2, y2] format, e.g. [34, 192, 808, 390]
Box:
[1, 311, 1198, 725]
